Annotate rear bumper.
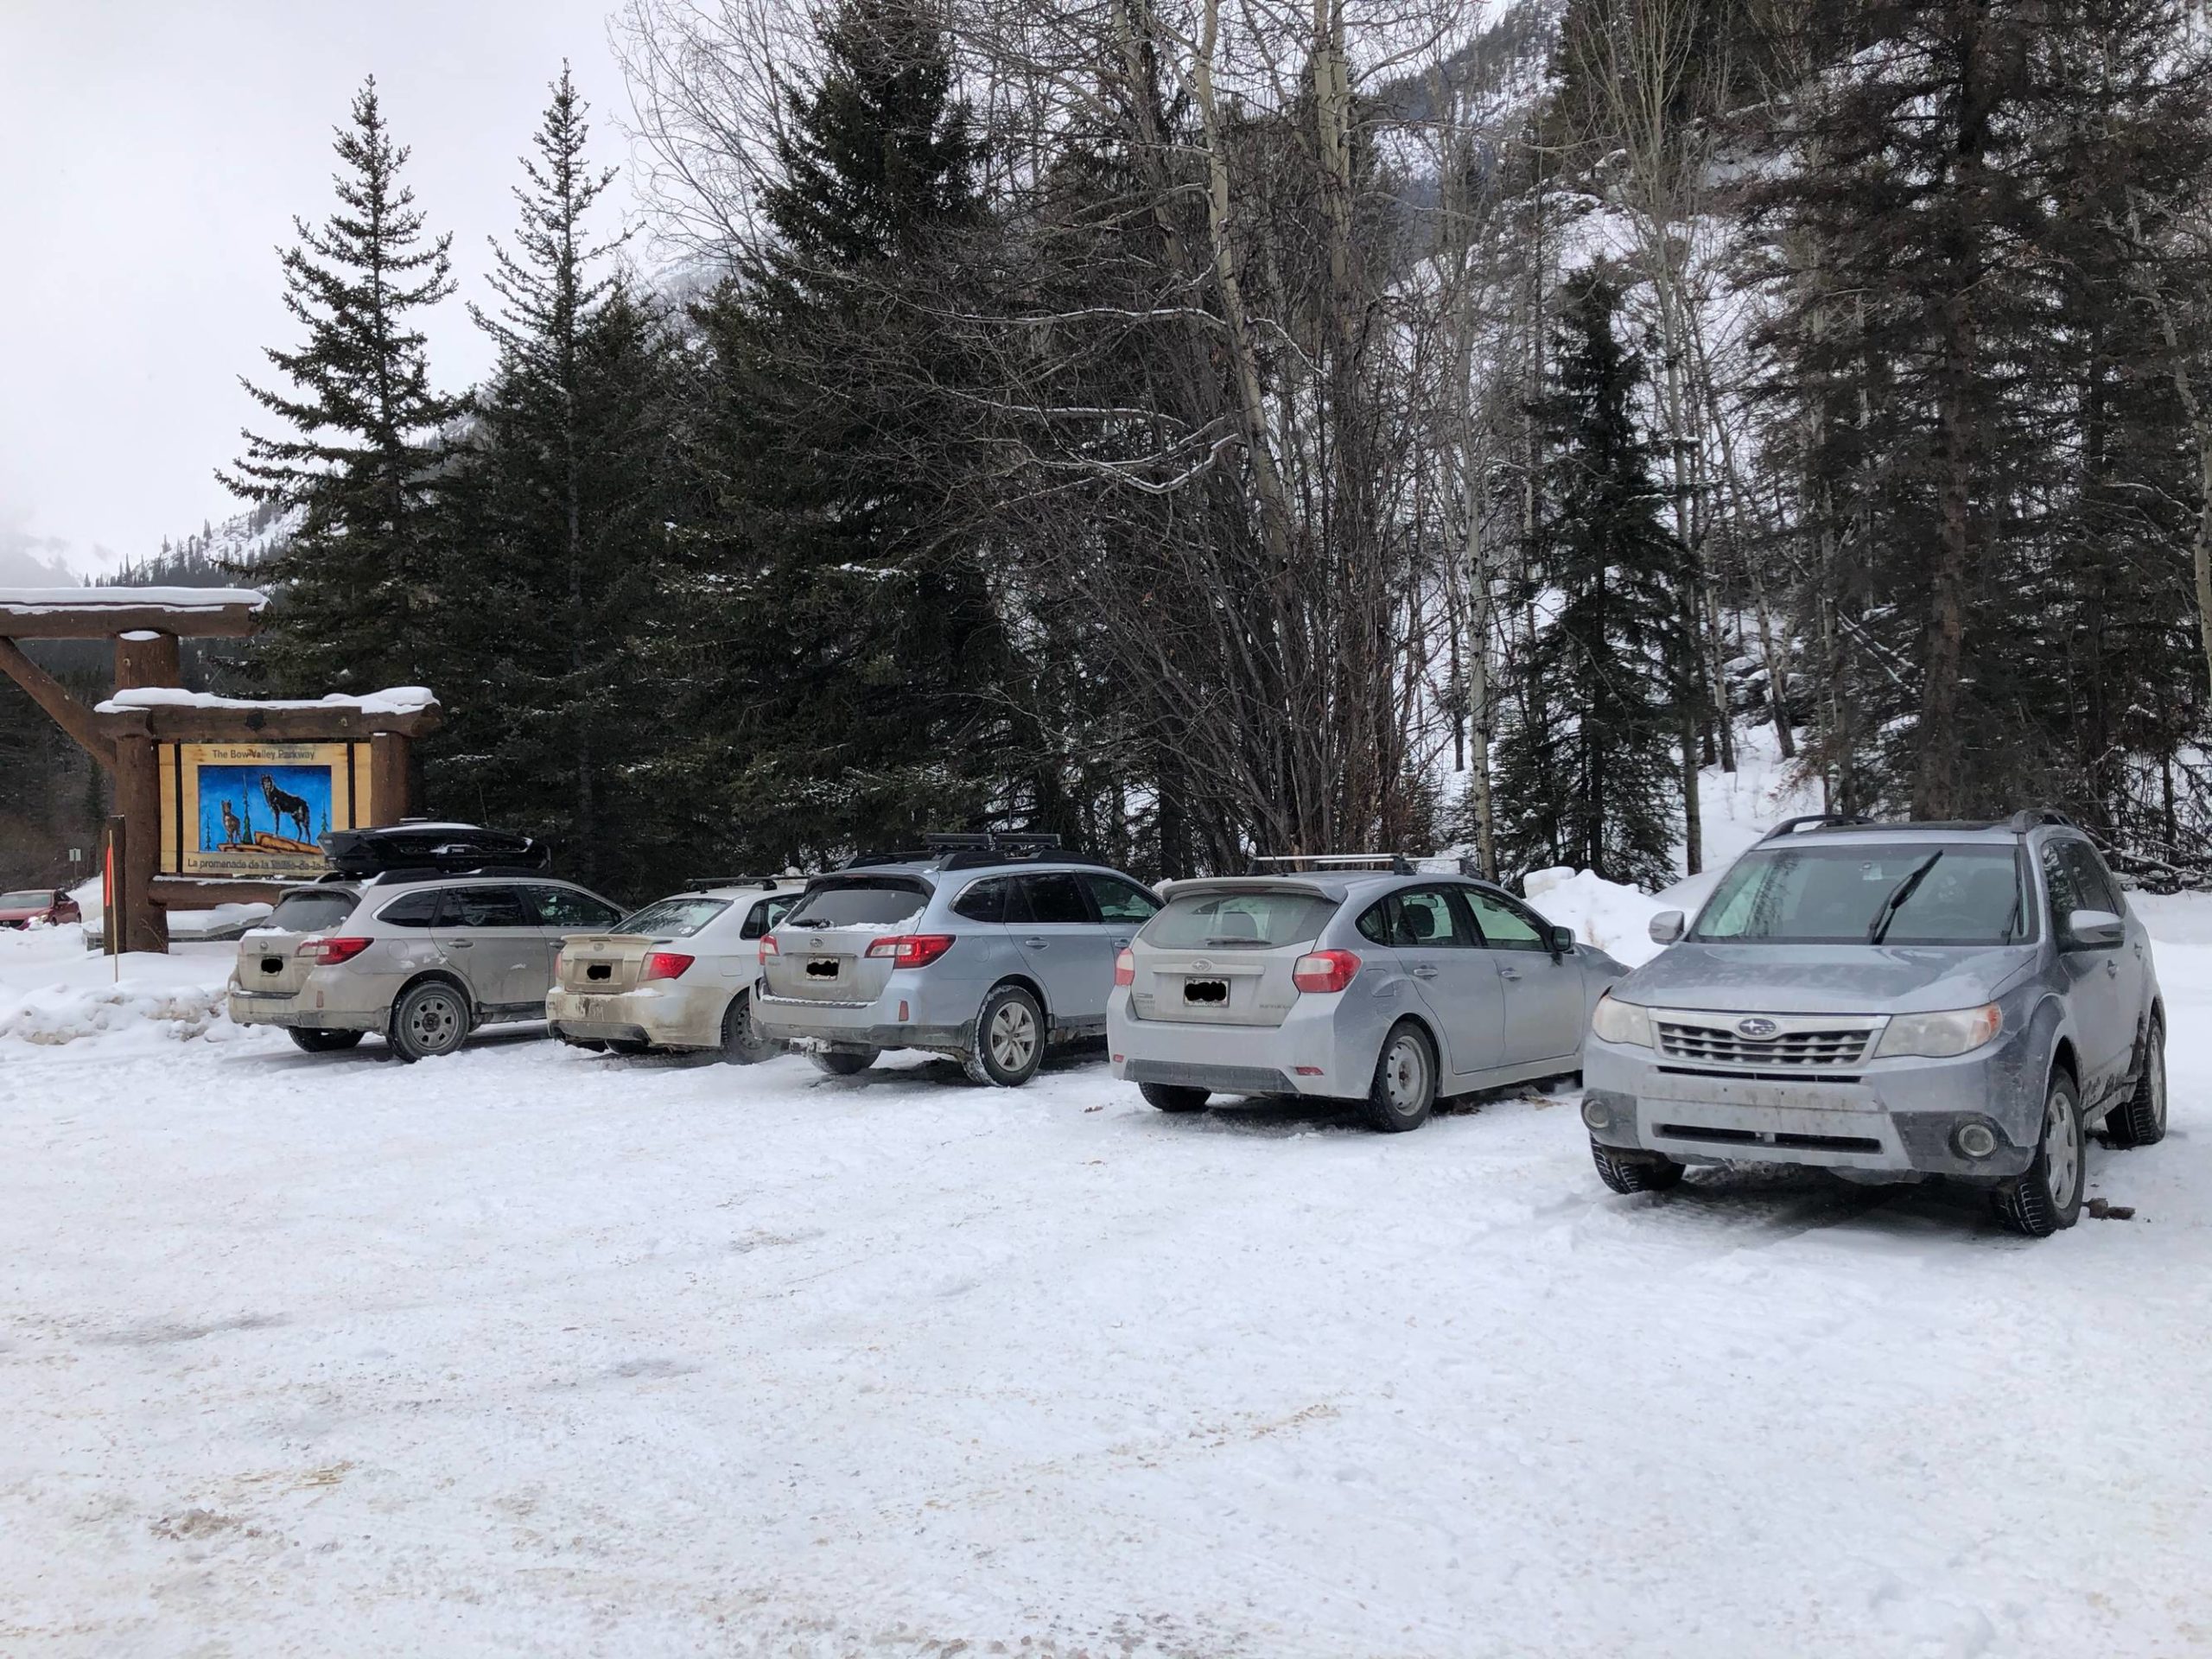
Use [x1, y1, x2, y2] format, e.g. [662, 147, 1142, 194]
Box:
[547, 983, 725, 1050]
[1582, 1034, 2037, 1179]
[226, 988, 384, 1033]
[1106, 990, 1361, 1097]
[752, 988, 971, 1054]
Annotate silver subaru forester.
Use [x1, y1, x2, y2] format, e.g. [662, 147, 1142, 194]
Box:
[1582, 812, 2165, 1236]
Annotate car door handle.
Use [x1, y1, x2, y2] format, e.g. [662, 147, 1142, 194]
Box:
[1023, 938, 1048, 949]
[1408, 963, 1439, 979]
[1498, 966, 1522, 981]
[446, 939, 474, 949]
[1112, 938, 1131, 949]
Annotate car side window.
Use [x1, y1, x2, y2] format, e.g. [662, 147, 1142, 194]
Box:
[1357, 888, 1467, 948]
[741, 895, 802, 939]
[447, 887, 530, 929]
[1021, 873, 1094, 925]
[2062, 841, 2124, 916]
[527, 886, 622, 930]
[376, 891, 442, 929]
[952, 877, 1011, 924]
[1461, 889, 1550, 952]
[2041, 842, 2093, 944]
[1082, 874, 1160, 924]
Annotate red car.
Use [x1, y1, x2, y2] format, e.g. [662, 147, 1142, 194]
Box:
[0, 887, 80, 929]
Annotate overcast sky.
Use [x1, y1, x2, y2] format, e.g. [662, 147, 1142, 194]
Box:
[0, 0, 639, 581]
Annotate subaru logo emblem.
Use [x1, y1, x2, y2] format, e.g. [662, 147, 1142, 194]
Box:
[1192, 958, 1213, 971]
[1736, 1017, 1780, 1040]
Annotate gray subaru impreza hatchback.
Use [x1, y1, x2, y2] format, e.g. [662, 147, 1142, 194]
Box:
[1581, 811, 2165, 1236]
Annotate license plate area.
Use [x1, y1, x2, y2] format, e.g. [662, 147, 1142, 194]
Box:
[1182, 978, 1229, 1005]
[261, 957, 283, 976]
[587, 963, 612, 982]
[806, 958, 841, 980]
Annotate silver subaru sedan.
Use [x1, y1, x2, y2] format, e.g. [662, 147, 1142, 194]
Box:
[1108, 873, 1625, 1131]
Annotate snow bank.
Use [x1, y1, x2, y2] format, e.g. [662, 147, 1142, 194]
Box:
[1521, 867, 1671, 967]
[0, 929, 245, 1048]
[95, 684, 435, 715]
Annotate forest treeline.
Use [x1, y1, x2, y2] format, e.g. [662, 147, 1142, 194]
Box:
[13, 0, 2212, 901]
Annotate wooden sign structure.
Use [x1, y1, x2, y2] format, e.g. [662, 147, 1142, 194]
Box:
[0, 588, 439, 953]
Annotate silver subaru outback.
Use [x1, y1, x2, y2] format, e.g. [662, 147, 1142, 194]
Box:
[749, 836, 1162, 1085]
[1582, 812, 2165, 1236]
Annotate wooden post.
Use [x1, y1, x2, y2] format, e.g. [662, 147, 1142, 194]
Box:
[114, 630, 181, 690]
[112, 734, 168, 954]
[368, 733, 412, 825]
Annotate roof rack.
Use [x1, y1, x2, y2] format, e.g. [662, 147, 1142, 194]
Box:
[1758, 814, 1877, 842]
[837, 831, 1118, 874]
[1251, 853, 1417, 876]
[369, 863, 561, 886]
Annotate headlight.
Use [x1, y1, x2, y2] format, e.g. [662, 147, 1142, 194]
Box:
[1591, 993, 1655, 1047]
[1874, 1003, 2003, 1059]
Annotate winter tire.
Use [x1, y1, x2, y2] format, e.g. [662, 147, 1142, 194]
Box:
[963, 983, 1046, 1087]
[288, 1027, 364, 1054]
[1139, 1082, 1209, 1113]
[387, 982, 470, 1063]
[1591, 1138, 1685, 1194]
[1360, 1020, 1437, 1132]
[810, 1046, 879, 1077]
[2102, 1015, 2167, 1149]
[721, 992, 777, 1065]
[1993, 1071, 2086, 1237]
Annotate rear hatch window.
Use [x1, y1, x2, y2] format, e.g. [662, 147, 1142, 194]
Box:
[266, 889, 359, 933]
[785, 878, 931, 929]
[1147, 889, 1341, 949]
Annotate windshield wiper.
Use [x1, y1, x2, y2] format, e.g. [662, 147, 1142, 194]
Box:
[1866, 852, 1943, 944]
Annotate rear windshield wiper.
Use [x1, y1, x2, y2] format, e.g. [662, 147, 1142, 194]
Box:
[1867, 851, 1943, 944]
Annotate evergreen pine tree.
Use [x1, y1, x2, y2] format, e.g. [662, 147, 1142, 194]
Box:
[433, 67, 682, 893]
[677, 0, 1008, 868]
[221, 78, 463, 696]
[1495, 270, 1686, 890]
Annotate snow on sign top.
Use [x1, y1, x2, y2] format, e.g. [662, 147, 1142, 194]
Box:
[92, 686, 439, 716]
[0, 586, 269, 612]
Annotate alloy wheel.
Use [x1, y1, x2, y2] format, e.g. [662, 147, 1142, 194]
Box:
[2043, 1089, 2082, 1209]
[989, 1000, 1038, 1072]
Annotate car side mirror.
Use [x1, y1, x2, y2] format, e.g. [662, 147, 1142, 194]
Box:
[1649, 910, 1685, 945]
[1548, 925, 1575, 957]
[2066, 907, 2124, 949]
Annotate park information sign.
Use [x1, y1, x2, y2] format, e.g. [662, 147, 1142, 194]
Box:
[157, 741, 371, 878]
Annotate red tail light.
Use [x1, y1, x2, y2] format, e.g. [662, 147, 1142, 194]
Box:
[297, 936, 372, 965]
[642, 951, 695, 982]
[759, 934, 780, 961]
[1114, 947, 1135, 987]
[865, 933, 955, 968]
[1291, 949, 1361, 994]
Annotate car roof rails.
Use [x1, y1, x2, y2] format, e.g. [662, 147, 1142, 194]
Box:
[369, 864, 561, 886]
[1758, 814, 1878, 842]
[2004, 808, 2075, 834]
[687, 875, 790, 891]
[1250, 853, 1418, 876]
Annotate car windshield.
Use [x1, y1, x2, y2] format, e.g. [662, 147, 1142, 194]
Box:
[1692, 843, 2031, 945]
[617, 897, 731, 938]
[0, 890, 53, 908]
[784, 878, 929, 929]
[267, 890, 360, 933]
[1146, 889, 1342, 949]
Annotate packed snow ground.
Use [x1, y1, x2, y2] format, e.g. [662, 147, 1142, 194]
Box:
[5, 888, 2212, 1655]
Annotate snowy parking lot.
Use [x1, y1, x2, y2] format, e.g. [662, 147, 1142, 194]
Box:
[4, 918, 2211, 1658]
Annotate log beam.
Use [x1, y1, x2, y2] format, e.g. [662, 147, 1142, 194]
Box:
[0, 636, 115, 772]
[114, 630, 182, 690]
[113, 735, 168, 954]
[0, 598, 263, 639]
[95, 702, 440, 743]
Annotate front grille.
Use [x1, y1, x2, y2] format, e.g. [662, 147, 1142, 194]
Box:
[1655, 1016, 1878, 1070]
